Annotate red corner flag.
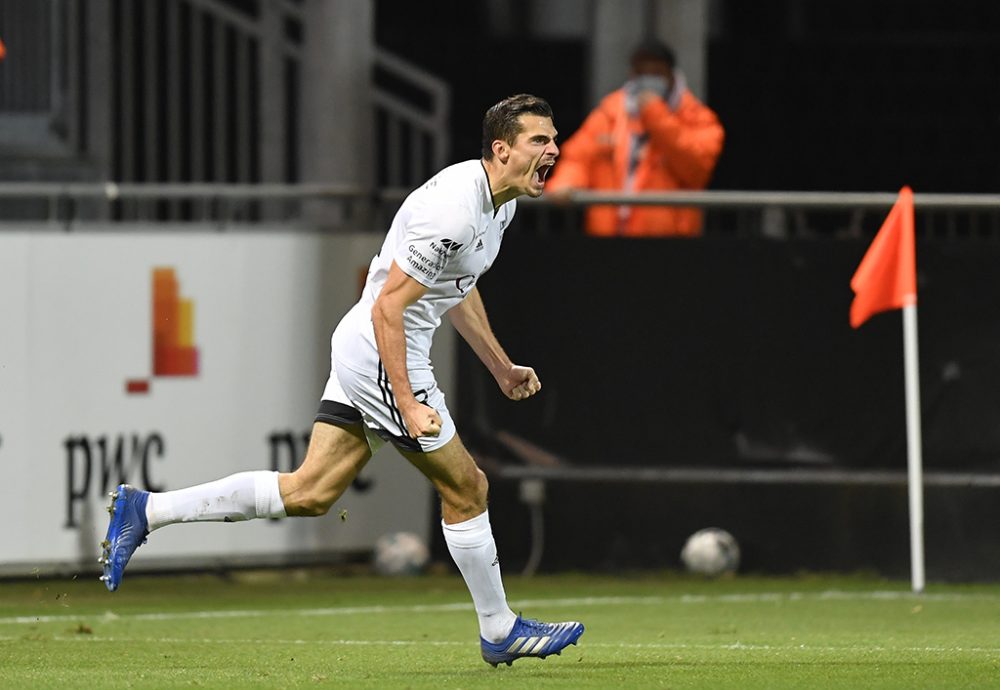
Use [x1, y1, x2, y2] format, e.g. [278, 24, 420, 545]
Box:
[850, 186, 916, 328]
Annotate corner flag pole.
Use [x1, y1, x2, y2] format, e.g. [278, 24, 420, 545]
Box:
[849, 186, 924, 593]
[902, 304, 925, 593]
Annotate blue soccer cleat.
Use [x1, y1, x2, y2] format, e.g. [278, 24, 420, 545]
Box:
[480, 615, 585, 667]
[98, 484, 150, 592]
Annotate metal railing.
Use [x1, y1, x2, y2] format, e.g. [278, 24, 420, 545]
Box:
[2, 185, 996, 240]
[517, 190, 1000, 240]
[0, 1, 450, 200]
[373, 50, 450, 188]
[0, 181, 366, 228]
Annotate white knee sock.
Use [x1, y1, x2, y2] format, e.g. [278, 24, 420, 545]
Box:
[145, 471, 287, 532]
[442, 510, 517, 643]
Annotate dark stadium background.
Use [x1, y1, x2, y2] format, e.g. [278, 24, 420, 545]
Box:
[378, 0, 1000, 193]
[379, 0, 1000, 580]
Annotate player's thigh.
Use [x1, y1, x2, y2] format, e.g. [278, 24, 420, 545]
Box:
[297, 421, 371, 483]
[399, 434, 486, 503]
[303, 367, 375, 488]
[281, 421, 371, 513]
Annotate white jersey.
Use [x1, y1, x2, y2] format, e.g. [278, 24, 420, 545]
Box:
[332, 159, 515, 375]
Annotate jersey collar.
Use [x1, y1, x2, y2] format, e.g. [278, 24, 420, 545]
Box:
[479, 159, 501, 217]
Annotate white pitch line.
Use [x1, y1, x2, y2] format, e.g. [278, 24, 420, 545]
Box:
[1, 590, 997, 626]
[54, 636, 467, 647]
[592, 641, 1000, 654]
[42, 636, 1000, 656]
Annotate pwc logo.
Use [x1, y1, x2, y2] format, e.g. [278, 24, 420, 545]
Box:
[125, 267, 200, 394]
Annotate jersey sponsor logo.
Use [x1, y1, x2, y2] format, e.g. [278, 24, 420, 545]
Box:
[407, 244, 446, 276]
[428, 238, 463, 261]
[405, 255, 434, 277]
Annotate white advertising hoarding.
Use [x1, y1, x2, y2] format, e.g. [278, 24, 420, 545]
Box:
[0, 228, 446, 575]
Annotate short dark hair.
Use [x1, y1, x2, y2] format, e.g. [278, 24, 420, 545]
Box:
[481, 94, 553, 160]
[629, 39, 676, 71]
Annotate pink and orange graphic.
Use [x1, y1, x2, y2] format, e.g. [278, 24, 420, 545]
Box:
[152, 267, 199, 376]
[126, 267, 200, 394]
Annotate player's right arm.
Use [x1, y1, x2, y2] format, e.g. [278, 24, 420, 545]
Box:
[371, 261, 443, 439]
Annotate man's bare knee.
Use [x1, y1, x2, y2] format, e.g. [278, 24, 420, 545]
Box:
[280, 469, 338, 516]
[444, 467, 488, 520]
[470, 466, 489, 503]
[289, 485, 336, 517]
[402, 435, 491, 523]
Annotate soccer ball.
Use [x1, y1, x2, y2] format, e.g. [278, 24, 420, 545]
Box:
[373, 531, 430, 576]
[680, 527, 740, 577]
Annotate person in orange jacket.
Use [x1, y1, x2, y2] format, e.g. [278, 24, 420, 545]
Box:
[547, 39, 725, 237]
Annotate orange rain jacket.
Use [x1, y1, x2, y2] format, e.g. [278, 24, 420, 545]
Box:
[547, 88, 725, 237]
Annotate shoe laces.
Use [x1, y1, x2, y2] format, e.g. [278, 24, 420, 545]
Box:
[517, 615, 555, 634]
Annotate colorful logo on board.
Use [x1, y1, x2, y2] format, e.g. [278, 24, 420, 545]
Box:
[126, 267, 200, 394]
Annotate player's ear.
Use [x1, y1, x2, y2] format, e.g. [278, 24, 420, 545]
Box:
[492, 139, 510, 164]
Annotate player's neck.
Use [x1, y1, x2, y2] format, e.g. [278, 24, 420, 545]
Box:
[481, 157, 519, 211]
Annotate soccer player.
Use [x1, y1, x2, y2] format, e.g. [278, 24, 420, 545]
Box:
[100, 93, 584, 666]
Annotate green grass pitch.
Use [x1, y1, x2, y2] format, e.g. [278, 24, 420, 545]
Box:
[2, 569, 999, 688]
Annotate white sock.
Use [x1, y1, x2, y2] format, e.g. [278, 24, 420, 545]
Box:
[145, 471, 287, 531]
[442, 510, 517, 643]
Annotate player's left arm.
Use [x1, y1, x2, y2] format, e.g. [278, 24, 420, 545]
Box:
[448, 287, 541, 401]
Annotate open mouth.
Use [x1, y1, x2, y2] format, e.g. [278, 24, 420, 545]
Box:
[533, 162, 554, 188]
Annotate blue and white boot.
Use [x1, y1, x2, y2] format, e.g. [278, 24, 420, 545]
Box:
[99, 484, 150, 592]
[480, 615, 585, 666]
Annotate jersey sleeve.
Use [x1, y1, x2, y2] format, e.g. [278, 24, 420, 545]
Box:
[394, 202, 475, 287]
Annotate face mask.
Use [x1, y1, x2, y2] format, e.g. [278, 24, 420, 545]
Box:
[624, 74, 669, 100]
[624, 75, 670, 116]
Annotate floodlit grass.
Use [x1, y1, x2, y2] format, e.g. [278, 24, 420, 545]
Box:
[2, 569, 1000, 688]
